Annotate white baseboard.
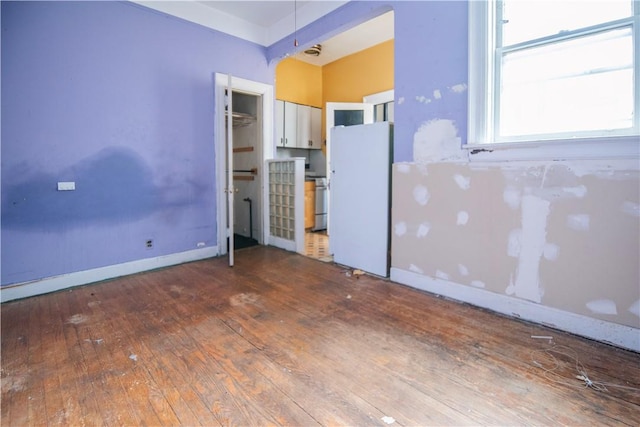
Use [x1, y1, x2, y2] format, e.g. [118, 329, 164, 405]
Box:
[1, 246, 219, 303]
[390, 267, 640, 353]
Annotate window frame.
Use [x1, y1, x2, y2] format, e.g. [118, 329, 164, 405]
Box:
[467, 0, 640, 158]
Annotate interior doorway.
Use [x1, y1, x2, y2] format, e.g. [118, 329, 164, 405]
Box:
[273, 11, 395, 266]
[229, 91, 262, 250]
[214, 74, 274, 265]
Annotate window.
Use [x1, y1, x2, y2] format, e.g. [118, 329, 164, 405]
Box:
[364, 89, 395, 123]
[469, 0, 639, 146]
[373, 101, 394, 123]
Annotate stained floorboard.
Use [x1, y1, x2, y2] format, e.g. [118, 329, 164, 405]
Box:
[2, 245, 639, 426]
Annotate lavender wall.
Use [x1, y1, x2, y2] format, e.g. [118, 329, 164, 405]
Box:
[267, 1, 467, 162]
[1, 1, 270, 285]
[393, 1, 468, 162]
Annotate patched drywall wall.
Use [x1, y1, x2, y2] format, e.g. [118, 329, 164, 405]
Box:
[392, 160, 640, 329]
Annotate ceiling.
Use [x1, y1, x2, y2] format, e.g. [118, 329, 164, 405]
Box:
[132, 1, 394, 66]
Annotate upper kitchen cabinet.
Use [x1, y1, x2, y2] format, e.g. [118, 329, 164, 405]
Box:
[297, 104, 322, 149]
[276, 100, 322, 150]
[275, 100, 298, 148]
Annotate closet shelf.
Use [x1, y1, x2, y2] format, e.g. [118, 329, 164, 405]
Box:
[226, 111, 256, 127]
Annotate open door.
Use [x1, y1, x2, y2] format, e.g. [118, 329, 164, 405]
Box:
[325, 102, 374, 241]
[214, 73, 274, 266]
[330, 122, 392, 277]
[225, 75, 235, 266]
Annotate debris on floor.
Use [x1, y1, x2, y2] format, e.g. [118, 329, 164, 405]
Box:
[381, 415, 396, 424]
[345, 269, 366, 278]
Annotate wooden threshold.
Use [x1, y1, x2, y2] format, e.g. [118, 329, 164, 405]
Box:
[1, 246, 639, 425]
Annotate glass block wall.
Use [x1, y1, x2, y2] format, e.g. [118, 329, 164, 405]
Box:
[268, 160, 296, 241]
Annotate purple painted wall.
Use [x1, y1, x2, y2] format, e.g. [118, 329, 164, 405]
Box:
[1, 1, 270, 285]
[267, 1, 468, 163]
[393, 1, 468, 162]
[1, 0, 470, 286]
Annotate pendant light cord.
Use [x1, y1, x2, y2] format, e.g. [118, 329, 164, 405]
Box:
[294, 0, 299, 47]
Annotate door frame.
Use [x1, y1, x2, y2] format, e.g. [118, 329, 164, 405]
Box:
[214, 73, 274, 256]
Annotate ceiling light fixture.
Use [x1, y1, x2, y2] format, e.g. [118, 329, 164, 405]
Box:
[304, 44, 322, 57]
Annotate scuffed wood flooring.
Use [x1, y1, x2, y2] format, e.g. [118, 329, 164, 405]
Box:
[2, 246, 639, 426]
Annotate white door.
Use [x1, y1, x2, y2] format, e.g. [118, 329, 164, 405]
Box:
[325, 102, 374, 237]
[330, 122, 392, 277]
[226, 75, 235, 266]
[214, 74, 274, 265]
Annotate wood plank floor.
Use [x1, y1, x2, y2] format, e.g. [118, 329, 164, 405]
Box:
[2, 245, 639, 426]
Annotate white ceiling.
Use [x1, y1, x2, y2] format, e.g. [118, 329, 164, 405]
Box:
[132, 1, 394, 66]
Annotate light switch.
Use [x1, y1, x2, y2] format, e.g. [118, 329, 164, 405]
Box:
[57, 181, 76, 191]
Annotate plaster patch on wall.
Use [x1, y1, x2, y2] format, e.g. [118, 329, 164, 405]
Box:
[507, 229, 522, 257]
[413, 119, 465, 163]
[563, 185, 587, 198]
[450, 83, 467, 93]
[394, 222, 407, 237]
[586, 299, 618, 315]
[621, 201, 640, 217]
[542, 243, 559, 261]
[433, 89, 442, 99]
[409, 264, 423, 274]
[416, 222, 431, 238]
[397, 96, 405, 105]
[396, 163, 411, 174]
[470, 280, 486, 289]
[628, 300, 640, 318]
[435, 270, 450, 280]
[532, 185, 588, 201]
[510, 195, 550, 303]
[458, 264, 469, 276]
[415, 96, 431, 104]
[453, 174, 470, 190]
[567, 214, 590, 231]
[413, 185, 430, 206]
[456, 211, 469, 225]
[506, 275, 515, 295]
[416, 163, 429, 176]
[503, 187, 521, 210]
[566, 159, 639, 178]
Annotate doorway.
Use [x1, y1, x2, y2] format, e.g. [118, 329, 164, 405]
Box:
[273, 11, 394, 266]
[214, 74, 274, 265]
[229, 91, 261, 250]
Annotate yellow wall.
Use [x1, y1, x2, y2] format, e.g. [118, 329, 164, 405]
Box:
[275, 39, 394, 107]
[275, 58, 323, 108]
[322, 39, 394, 104]
[275, 39, 394, 146]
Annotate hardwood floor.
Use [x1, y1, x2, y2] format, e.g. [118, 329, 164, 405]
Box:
[2, 245, 639, 426]
[304, 231, 332, 262]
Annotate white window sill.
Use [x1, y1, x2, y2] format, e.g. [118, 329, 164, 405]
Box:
[463, 136, 640, 162]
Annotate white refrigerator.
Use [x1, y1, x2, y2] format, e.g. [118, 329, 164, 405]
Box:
[329, 121, 393, 277]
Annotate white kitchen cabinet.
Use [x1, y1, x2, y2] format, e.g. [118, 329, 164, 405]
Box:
[275, 100, 285, 147]
[276, 100, 321, 149]
[276, 100, 298, 148]
[296, 104, 322, 149]
[309, 106, 322, 149]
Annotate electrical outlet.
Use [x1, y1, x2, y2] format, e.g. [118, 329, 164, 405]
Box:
[57, 181, 76, 191]
[146, 239, 153, 249]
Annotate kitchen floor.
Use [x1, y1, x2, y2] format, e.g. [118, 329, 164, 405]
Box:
[304, 231, 332, 262]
